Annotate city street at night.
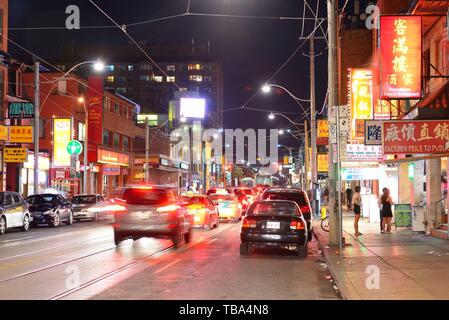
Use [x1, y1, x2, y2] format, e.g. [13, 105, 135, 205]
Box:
[0, 221, 338, 300]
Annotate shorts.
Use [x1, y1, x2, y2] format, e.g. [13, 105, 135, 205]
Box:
[354, 204, 361, 215]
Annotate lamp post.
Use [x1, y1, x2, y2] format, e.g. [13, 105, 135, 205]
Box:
[77, 96, 89, 194]
[34, 59, 104, 195]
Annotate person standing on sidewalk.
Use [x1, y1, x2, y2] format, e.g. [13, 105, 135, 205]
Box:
[381, 188, 394, 233]
[352, 186, 362, 236]
[378, 188, 387, 233]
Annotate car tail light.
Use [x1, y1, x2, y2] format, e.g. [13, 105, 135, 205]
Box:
[242, 218, 257, 228]
[290, 220, 305, 230]
[157, 205, 180, 213]
[299, 206, 311, 215]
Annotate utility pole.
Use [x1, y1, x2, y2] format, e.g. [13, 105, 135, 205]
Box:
[304, 120, 309, 191]
[327, 0, 342, 248]
[145, 118, 150, 184]
[33, 60, 40, 195]
[310, 36, 318, 217]
[82, 98, 88, 194]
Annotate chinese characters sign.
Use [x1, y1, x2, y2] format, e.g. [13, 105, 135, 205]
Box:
[317, 119, 329, 145]
[317, 154, 328, 173]
[383, 120, 449, 154]
[53, 119, 72, 167]
[8, 126, 33, 143]
[350, 69, 373, 141]
[365, 120, 382, 145]
[380, 16, 422, 99]
[7, 102, 35, 119]
[4, 148, 27, 163]
[345, 144, 383, 161]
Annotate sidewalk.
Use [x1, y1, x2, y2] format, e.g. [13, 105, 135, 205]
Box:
[314, 213, 449, 300]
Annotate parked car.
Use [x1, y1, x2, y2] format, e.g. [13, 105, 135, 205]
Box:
[209, 193, 242, 222]
[262, 188, 313, 241]
[182, 195, 219, 229]
[240, 200, 308, 257]
[26, 194, 74, 227]
[113, 186, 194, 248]
[72, 194, 111, 221]
[0, 192, 31, 234]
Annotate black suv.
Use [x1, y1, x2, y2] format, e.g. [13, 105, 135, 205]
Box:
[261, 188, 313, 241]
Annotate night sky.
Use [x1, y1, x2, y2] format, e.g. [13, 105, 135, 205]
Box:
[9, 0, 336, 156]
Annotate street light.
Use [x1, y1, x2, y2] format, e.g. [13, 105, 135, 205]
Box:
[34, 59, 104, 195]
[268, 113, 275, 120]
[279, 129, 285, 135]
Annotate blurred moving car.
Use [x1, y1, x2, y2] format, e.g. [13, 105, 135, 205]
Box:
[0, 192, 31, 235]
[182, 195, 219, 229]
[113, 186, 194, 248]
[27, 194, 74, 227]
[72, 194, 111, 221]
[262, 188, 313, 241]
[232, 187, 257, 205]
[209, 193, 242, 222]
[206, 188, 229, 196]
[240, 200, 308, 257]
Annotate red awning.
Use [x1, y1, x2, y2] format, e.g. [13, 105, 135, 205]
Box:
[414, 80, 449, 109]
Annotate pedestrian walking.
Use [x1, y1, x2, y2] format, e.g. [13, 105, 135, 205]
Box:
[378, 188, 387, 233]
[352, 186, 362, 236]
[381, 188, 394, 234]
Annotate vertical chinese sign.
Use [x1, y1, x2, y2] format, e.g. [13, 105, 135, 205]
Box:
[317, 119, 329, 145]
[87, 76, 104, 162]
[53, 119, 71, 167]
[383, 120, 449, 154]
[380, 16, 422, 99]
[350, 68, 373, 141]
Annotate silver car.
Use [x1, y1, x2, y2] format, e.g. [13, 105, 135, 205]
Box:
[113, 186, 194, 248]
[72, 194, 109, 221]
[0, 192, 31, 234]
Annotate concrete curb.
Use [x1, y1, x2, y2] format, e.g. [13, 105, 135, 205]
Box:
[312, 227, 348, 300]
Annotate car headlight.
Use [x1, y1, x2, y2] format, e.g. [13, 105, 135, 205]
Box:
[43, 210, 54, 216]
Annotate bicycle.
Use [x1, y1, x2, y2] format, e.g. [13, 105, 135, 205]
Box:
[320, 206, 329, 232]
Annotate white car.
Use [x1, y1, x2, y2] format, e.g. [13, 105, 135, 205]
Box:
[0, 192, 31, 234]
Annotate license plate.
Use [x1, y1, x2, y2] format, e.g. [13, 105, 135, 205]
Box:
[266, 221, 280, 229]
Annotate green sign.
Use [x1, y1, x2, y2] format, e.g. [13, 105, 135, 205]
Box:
[8, 102, 35, 119]
[408, 163, 415, 179]
[66, 140, 83, 155]
[394, 203, 412, 228]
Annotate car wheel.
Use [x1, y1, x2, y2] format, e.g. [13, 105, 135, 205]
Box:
[93, 213, 98, 222]
[22, 215, 30, 232]
[214, 217, 219, 228]
[172, 231, 183, 248]
[184, 227, 193, 244]
[240, 242, 250, 255]
[296, 244, 308, 257]
[66, 210, 74, 225]
[204, 216, 212, 230]
[0, 216, 6, 235]
[51, 213, 60, 227]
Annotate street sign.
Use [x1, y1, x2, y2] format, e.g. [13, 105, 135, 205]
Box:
[4, 148, 27, 163]
[339, 118, 350, 136]
[8, 126, 33, 143]
[365, 120, 382, 145]
[66, 140, 83, 155]
[329, 124, 337, 143]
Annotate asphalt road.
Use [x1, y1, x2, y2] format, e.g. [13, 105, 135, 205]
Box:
[0, 220, 339, 300]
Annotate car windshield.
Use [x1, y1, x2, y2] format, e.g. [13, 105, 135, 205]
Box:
[263, 191, 308, 206]
[250, 201, 300, 216]
[124, 188, 167, 205]
[210, 194, 235, 202]
[27, 195, 57, 205]
[183, 196, 204, 205]
[72, 196, 96, 204]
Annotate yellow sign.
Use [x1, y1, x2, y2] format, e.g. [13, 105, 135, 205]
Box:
[0, 126, 8, 140]
[317, 154, 328, 173]
[8, 126, 33, 143]
[283, 156, 290, 165]
[4, 148, 27, 163]
[350, 68, 373, 140]
[317, 120, 329, 138]
[53, 119, 72, 167]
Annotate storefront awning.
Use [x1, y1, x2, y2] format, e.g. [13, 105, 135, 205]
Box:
[6, 95, 29, 103]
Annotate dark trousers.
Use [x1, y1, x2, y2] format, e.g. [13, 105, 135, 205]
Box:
[379, 210, 383, 230]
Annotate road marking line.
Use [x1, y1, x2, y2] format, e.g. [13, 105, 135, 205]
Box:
[206, 238, 217, 245]
[0, 236, 34, 243]
[153, 259, 181, 274]
[231, 227, 237, 231]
